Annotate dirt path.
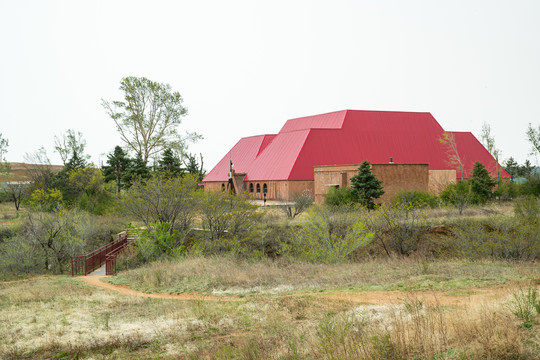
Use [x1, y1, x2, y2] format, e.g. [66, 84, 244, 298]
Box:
[78, 275, 536, 306]
[316, 287, 515, 306]
[78, 275, 245, 302]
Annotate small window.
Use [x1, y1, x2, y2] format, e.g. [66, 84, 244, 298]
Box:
[256, 184, 261, 193]
[249, 183, 254, 193]
[263, 183, 267, 194]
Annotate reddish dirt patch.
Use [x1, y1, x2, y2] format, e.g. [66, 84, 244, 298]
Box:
[78, 276, 539, 306]
[78, 275, 244, 302]
[316, 287, 514, 306]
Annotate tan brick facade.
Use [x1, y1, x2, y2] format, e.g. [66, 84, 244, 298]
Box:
[204, 164, 455, 204]
[314, 163, 430, 204]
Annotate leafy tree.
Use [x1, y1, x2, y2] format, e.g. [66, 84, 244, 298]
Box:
[102, 76, 201, 162]
[121, 174, 199, 234]
[470, 161, 496, 203]
[158, 148, 183, 177]
[29, 188, 63, 212]
[54, 129, 90, 166]
[350, 161, 384, 210]
[50, 151, 89, 204]
[440, 181, 473, 215]
[24, 208, 90, 273]
[526, 123, 540, 157]
[102, 146, 132, 193]
[68, 167, 107, 212]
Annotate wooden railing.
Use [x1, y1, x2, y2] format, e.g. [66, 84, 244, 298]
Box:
[71, 230, 133, 276]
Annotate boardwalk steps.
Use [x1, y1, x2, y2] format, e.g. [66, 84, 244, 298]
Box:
[71, 228, 142, 276]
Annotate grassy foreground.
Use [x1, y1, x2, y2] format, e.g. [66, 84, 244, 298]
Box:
[1, 258, 539, 359]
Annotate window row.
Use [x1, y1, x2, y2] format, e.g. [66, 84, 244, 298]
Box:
[248, 183, 267, 194]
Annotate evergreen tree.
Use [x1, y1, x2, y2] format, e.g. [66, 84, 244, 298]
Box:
[64, 150, 87, 171]
[184, 152, 205, 182]
[470, 161, 496, 203]
[158, 148, 183, 177]
[102, 146, 132, 193]
[350, 161, 384, 210]
[129, 152, 151, 181]
[50, 150, 88, 204]
[504, 157, 520, 181]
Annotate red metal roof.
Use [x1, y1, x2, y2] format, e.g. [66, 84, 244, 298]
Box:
[203, 135, 275, 182]
[203, 110, 508, 182]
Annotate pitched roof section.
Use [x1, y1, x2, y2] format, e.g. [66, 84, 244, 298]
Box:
[204, 110, 509, 182]
[279, 110, 347, 133]
[203, 135, 275, 182]
[449, 131, 508, 179]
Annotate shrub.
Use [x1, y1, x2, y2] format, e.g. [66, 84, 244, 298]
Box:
[324, 186, 355, 206]
[520, 173, 540, 197]
[513, 195, 540, 223]
[280, 190, 314, 219]
[198, 191, 261, 242]
[121, 174, 199, 233]
[392, 190, 438, 208]
[440, 181, 473, 215]
[446, 217, 540, 260]
[508, 287, 540, 325]
[131, 223, 186, 263]
[368, 203, 428, 256]
[292, 206, 373, 263]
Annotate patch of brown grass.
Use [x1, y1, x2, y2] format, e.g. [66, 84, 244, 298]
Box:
[108, 256, 539, 295]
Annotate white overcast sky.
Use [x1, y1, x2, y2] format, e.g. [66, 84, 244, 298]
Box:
[1, 0, 539, 169]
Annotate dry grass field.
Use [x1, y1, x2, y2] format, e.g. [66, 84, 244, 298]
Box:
[1, 258, 539, 359]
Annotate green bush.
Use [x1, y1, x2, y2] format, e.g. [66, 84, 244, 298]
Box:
[324, 186, 355, 206]
[520, 173, 540, 197]
[292, 206, 373, 263]
[392, 190, 438, 208]
[445, 217, 540, 260]
[514, 196, 540, 223]
[509, 287, 540, 325]
[135, 222, 186, 262]
[440, 181, 473, 215]
[367, 203, 428, 256]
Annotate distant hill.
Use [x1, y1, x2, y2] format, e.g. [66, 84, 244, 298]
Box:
[0, 163, 64, 183]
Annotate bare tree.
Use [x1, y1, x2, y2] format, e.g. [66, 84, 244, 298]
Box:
[0, 133, 8, 164]
[54, 129, 90, 165]
[526, 123, 540, 160]
[102, 76, 201, 162]
[480, 122, 501, 188]
[439, 132, 465, 180]
[5, 181, 26, 211]
[280, 190, 314, 219]
[23, 147, 54, 191]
